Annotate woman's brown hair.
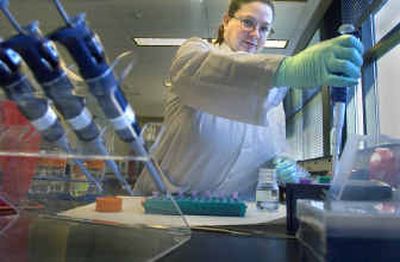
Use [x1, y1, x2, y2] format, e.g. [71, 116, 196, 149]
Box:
[215, 0, 275, 45]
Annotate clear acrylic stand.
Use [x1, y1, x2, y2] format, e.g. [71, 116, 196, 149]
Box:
[0, 52, 190, 261]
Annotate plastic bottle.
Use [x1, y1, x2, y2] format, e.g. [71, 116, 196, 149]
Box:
[256, 168, 279, 211]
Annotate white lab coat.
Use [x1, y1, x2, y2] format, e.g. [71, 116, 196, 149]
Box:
[134, 37, 288, 199]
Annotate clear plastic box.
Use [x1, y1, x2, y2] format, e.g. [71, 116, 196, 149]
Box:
[297, 135, 400, 261]
[330, 134, 400, 201]
[297, 200, 400, 261]
[0, 122, 190, 261]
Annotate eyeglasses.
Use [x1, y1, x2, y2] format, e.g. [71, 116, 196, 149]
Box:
[232, 16, 274, 35]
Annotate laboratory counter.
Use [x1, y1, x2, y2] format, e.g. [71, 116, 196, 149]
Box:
[160, 220, 312, 262]
[0, 210, 317, 262]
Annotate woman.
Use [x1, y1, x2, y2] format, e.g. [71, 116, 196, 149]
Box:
[134, 0, 363, 199]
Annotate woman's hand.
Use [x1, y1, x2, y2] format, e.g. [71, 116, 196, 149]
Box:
[274, 35, 364, 89]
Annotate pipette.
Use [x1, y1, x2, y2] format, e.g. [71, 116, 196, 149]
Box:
[0, 45, 102, 191]
[330, 24, 357, 177]
[0, 0, 131, 194]
[49, 0, 184, 194]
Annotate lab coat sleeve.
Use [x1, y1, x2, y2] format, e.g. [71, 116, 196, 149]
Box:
[169, 37, 288, 126]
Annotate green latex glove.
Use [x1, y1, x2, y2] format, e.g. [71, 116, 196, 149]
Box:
[274, 157, 298, 184]
[274, 35, 364, 89]
[273, 157, 310, 184]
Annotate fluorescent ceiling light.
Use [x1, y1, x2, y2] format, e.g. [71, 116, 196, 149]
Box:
[264, 39, 288, 48]
[133, 38, 187, 46]
[133, 37, 288, 49]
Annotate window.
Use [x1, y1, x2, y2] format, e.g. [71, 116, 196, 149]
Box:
[374, 0, 400, 137]
[286, 30, 324, 160]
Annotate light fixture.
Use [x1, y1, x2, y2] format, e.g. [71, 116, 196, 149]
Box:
[133, 38, 187, 47]
[263, 39, 288, 48]
[133, 37, 288, 49]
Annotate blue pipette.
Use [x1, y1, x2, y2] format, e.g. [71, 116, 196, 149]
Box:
[0, 0, 131, 193]
[0, 45, 102, 191]
[49, 0, 183, 194]
[330, 24, 357, 177]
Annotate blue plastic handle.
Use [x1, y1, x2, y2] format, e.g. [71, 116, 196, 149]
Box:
[49, 14, 106, 79]
[331, 87, 348, 103]
[50, 14, 142, 138]
[3, 23, 61, 84]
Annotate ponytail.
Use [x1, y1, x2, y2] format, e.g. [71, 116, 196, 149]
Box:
[215, 24, 225, 45]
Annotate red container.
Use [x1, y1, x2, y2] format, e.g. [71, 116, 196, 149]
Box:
[0, 101, 41, 204]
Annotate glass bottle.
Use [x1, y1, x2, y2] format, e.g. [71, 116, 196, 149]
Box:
[256, 168, 279, 211]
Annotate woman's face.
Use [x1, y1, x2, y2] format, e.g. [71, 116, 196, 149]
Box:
[223, 2, 274, 53]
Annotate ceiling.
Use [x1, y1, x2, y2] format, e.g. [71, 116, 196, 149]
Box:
[0, 0, 331, 118]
